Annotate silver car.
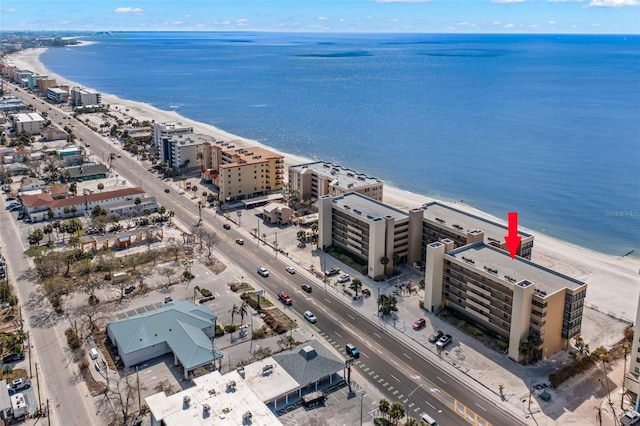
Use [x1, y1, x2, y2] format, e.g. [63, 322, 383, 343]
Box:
[304, 311, 317, 323]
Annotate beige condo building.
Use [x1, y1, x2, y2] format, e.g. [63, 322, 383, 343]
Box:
[201, 142, 285, 202]
[424, 241, 586, 361]
[318, 192, 412, 280]
[289, 162, 383, 202]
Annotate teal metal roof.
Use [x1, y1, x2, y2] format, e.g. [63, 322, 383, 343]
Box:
[108, 300, 221, 367]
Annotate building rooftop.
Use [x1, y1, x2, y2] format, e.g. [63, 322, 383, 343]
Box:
[13, 112, 44, 122]
[220, 146, 284, 168]
[329, 192, 407, 222]
[165, 133, 213, 147]
[290, 161, 382, 190]
[272, 340, 346, 386]
[419, 202, 533, 244]
[146, 369, 282, 426]
[65, 164, 108, 179]
[447, 242, 585, 296]
[240, 357, 300, 403]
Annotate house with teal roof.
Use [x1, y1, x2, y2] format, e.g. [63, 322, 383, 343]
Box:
[107, 300, 223, 379]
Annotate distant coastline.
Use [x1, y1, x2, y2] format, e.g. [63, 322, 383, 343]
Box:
[4, 41, 640, 321]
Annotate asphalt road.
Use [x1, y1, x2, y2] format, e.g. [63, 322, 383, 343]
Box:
[9, 86, 524, 425]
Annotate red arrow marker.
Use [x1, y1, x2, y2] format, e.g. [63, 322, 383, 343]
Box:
[504, 212, 521, 260]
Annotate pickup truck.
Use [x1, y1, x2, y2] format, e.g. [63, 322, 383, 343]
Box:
[436, 334, 453, 349]
[278, 291, 293, 305]
[8, 378, 31, 394]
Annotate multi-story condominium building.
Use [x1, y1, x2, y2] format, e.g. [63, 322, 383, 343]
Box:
[318, 192, 413, 280]
[46, 87, 69, 103]
[11, 112, 45, 134]
[152, 121, 193, 151]
[70, 87, 102, 106]
[56, 146, 82, 165]
[217, 146, 285, 203]
[424, 241, 586, 361]
[36, 78, 56, 93]
[317, 193, 535, 278]
[21, 187, 154, 222]
[625, 294, 640, 410]
[158, 133, 213, 171]
[288, 161, 383, 202]
[417, 202, 534, 261]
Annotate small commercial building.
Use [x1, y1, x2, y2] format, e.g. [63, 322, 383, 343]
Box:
[19, 177, 45, 192]
[107, 300, 223, 379]
[56, 146, 82, 165]
[262, 202, 293, 226]
[65, 164, 108, 182]
[424, 241, 586, 361]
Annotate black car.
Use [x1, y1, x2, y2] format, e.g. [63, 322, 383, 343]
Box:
[124, 285, 136, 295]
[3, 352, 25, 363]
[164, 188, 170, 193]
[301, 284, 312, 293]
[428, 330, 444, 344]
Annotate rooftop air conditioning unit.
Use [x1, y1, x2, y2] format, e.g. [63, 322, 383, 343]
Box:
[203, 403, 210, 412]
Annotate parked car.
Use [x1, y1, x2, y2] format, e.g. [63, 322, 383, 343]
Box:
[164, 188, 170, 193]
[337, 274, 350, 284]
[223, 223, 231, 230]
[285, 266, 295, 274]
[5, 203, 18, 210]
[236, 238, 244, 245]
[436, 334, 453, 349]
[5, 197, 16, 201]
[257, 266, 269, 277]
[278, 291, 292, 305]
[412, 318, 427, 330]
[10, 378, 30, 391]
[301, 284, 312, 293]
[124, 285, 136, 295]
[164, 296, 174, 303]
[428, 330, 444, 343]
[324, 267, 340, 276]
[304, 311, 317, 323]
[2, 352, 25, 363]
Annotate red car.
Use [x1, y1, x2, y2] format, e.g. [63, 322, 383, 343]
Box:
[278, 291, 293, 305]
[223, 223, 231, 230]
[413, 318, 426, 330]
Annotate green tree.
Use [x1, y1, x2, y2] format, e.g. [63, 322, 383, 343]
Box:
[349, 279, 363, 297]
[134, 197, 142, 215]
[378, 399, 390, 421]
[69, 182, 78, 195]
[43, 224, 54, 244]
[388, 402, 405, 424]
[97, 182, 104, 192]
[229, 304, 241, 329]
[28, 229, 44, 246]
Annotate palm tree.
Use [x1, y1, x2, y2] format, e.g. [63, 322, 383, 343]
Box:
[380, 255, 389, 276]
[134, 197, 142, 215]
[43, 224, 53, 244]
[229, 304, 241, 333]
[239, 301, 249, 327]
[405, 418, 419, 426]
[388, 402, 405, 424]
[349, 279, 363, 297]
[378, 399, 390, 421]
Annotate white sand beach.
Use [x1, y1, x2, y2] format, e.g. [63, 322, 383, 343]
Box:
[6, 46, 639, 322]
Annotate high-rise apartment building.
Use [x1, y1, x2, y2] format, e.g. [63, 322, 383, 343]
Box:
[424, 241, 586, 361]
[289, 162, 383, 202]
[152, 121, 194, 152]
[70, 87, 102, 106]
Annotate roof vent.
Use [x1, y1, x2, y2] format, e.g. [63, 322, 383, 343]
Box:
[183, 396, 191, 407]
[203, 403, 210, 412]
[299, 345, 317, 360]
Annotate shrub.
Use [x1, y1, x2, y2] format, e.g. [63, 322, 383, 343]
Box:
[65, 327, 81, 350]
[252, 327, 266, 340]
[224, 325, 237, 333]
[468, 326, 483, 336]
[200, 288, 212, 297]
[214, 325, 225, 337]
[198, 296, 215, 304]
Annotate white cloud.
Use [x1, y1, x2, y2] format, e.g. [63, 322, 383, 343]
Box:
[588, 0, 639, 6]
[491, 0, 526, 3]
[236, 18, 248, 26]
[170, 21, 184, 26]
[548, 20, 557, 24]
[548, 0, 585, 2]
[114, 7, 144, 15]
[492, 20, 502, 25]
[0, 8, 16, 13]
[184, 14, 192, 18]
[317, 16, 329, 21]
[504, 23, 515, 27]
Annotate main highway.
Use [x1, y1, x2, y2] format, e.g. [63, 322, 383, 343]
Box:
[10, 86, 526, 425]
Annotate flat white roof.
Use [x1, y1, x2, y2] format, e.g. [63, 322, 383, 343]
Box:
[291, 161, 382, 190]
[330, 192, 407, 222]
[241, 357, 299, 403]
[146, 370, 282, 426]
[13, 112, 44, 122]
[447, 243, 585, 295]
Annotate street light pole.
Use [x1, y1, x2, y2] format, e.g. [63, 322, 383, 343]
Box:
[360, 392, 366, 426]
[406, 383, 423, 422]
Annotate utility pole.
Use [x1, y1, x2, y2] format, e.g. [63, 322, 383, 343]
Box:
[47, 399, 51, 425]
[136, 366, 141, 412]
[35, 363, 42, 413]
[257, 218, 260, 247]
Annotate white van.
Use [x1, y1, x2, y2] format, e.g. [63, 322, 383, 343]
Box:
[89, 348, 99, 360]
[420, 412, 438, 426]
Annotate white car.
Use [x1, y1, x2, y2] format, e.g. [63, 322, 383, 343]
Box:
[285, 266, 296, 274]
[304, 311, 317, 323]
[257, 266, 269, 277]
[337, 274, 351, 283]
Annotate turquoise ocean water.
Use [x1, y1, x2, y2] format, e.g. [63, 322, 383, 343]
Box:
[39, 32, 640, 257]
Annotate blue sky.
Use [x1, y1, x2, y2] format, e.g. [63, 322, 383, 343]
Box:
[1, 0, 638, 34]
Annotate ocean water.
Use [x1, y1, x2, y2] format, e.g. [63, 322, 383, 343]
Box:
[39, 32, 640, 257]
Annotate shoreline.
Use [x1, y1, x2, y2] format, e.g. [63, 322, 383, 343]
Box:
[4, 46, 639, 321]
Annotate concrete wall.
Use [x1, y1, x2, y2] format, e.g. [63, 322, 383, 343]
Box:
[509, 280, 535, 361]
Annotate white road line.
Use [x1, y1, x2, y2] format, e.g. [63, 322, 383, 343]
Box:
[324, 298, 332, 304]
[391, 359, 399, 367]
[335, 331, 342, 338]
[437, 376, 446, 384]
[347, 314, 355, 320]
[425, 401, 436, 410]
[373, 333, 382, 339]
[402, 353, 412, 360]
[362, 352, 369, 359]
[475, 403, 487, 411]
[390, 374, 400, 383]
